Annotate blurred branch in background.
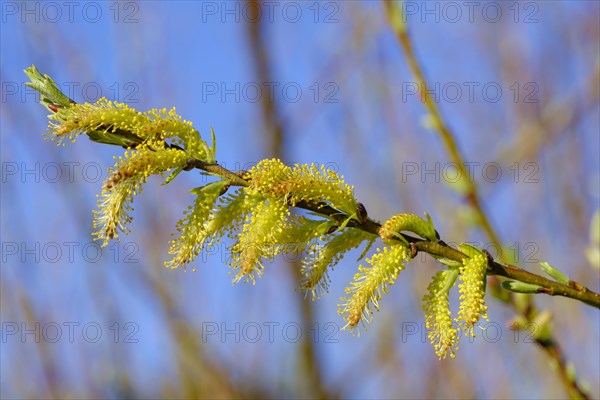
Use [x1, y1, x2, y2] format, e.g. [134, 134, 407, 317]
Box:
[245, 1, 329, 398]
[3, 1, 599, 399]
[24, 55, 600, 397]
[383, 1, 594, 398]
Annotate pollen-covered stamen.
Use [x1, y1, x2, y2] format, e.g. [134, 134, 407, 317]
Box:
[423, 269, 459, 359]
[302, 227, 374, 300]
[247, 159, 359, 218]
[229, 198, 290, 284]
[338, 244, 410, 331]
[93, 148, 189, 246]
[164, 180, 230, 271]
[456, 252, 489, 336]
[105, 170, 136, 189]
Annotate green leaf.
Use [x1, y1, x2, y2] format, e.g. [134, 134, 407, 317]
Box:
[356, 238, 375, 262]
[162, 166, 184, 186]
[189, 180, 228, 196]
[539, 261, 570, 285]
[441, 268, 459, 293]
[457, 243, 485, 259]
[338, 214, 355, 230]
[424, 213, 438, 242]
[380, 213, 436, 243]
[86, 128, 144, 148]
[435, 257, 462, 269]
[24, 65, 72, 112]
[209, 127, 217, 163]
[502, 280, 543, 293]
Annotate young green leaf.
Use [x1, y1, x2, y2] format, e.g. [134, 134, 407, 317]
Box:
[539, 261, 570, 285]
[380, 213, 437, 243]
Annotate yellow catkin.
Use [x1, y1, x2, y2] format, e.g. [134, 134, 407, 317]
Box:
[456, 253, 489, 336]
[338, 244, 410, 332]
[230, 198, 290, 284]
[165, 181, 229, 271]
[93, 148, 189, 246]
[423, 269, 459, 359]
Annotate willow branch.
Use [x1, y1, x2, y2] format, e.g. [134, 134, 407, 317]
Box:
[32, 63, 596, 398]
[184, 158, 600, 309]
[183, 159, 249, 187]
[383, 2, 593, 398]
[487, 263, 600, 308]
[246, 4, 328, 398]
[35, 66, 599, 310]
[383, 0, 502, 251]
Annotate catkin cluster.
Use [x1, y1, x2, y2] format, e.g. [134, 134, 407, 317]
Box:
[27, 65, 490, 359]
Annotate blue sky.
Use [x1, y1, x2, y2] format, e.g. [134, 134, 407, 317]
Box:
[2, 1, 599, 398]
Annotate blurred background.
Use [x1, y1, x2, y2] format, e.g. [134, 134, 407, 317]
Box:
[1, 1, 599, 398]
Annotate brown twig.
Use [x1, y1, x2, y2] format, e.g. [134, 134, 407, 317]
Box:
[245, 3, 329, 398]
[183, 160, 600, 309]
[382, 2, 593, 398]
[38, 60, 596, 398]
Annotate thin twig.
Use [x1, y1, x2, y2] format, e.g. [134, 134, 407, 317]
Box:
[245, 3, 330, 398]
[36, 61, 596, 398]
[184, 160, 600, 309]
[382, 2, 592, 398]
